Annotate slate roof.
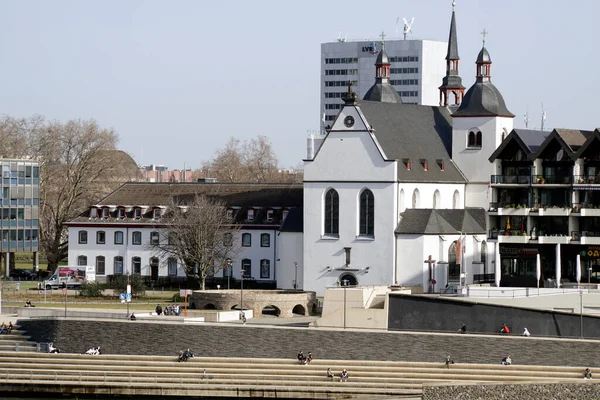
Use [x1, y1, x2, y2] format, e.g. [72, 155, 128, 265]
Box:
[363, 83, 403, 103]
[512, 129, 548, 152]
[446, 10, 459, 60]
[533, 128, 594, 160]
[452, 80, 514, 118]
[375, 44, 390, 65]
[357, 101, 466, 183]
[280, 207, 303, 233]
[395, 208, 487, 235]
[476, 46, 491, 63]
[488, 129, 549, 162]
[67, 182, 303, 226]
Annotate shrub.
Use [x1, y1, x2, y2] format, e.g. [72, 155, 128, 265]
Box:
[172, 294, 184, 302]
[79, 281, 103, 297]
[107, 275, 146, 297]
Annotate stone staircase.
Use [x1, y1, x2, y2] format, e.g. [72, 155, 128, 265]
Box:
[0, 352, 596, 399]
[0, 327, 37, 352]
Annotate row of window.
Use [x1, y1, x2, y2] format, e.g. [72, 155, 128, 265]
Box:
[78, 230, 272, 248]
[325, 92, 345, 98]
[390, 67, 419, 74]
[324, 58, 359, 64]
[389, 56, 419, 63]
[90, 207, 161, 220]
[389, 79, 419, 86]
[77, 255, 273, 279]
[0, 198, 39, 206]
[399, 91, 419, 97]
[325, 69, 359, 76]
[1, 165, 40, 178]
[325, 80, 353, 87]
[1, 229, 38, 241]
[325, 104, 342, 110]
[324, 189, 374, 237]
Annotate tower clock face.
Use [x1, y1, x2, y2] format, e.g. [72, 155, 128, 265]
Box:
[344, 116, 355, 128]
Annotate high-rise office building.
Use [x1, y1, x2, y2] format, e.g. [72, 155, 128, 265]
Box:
[321, 39, 447, 127]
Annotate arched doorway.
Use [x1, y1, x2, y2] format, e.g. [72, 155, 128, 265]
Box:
[203, 303, 217, 310]
[339, 273, 357, 286]
[292, 304, 306, 316]
[262, 305, 281, 317]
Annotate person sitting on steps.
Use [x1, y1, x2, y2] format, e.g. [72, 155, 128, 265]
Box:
[457, 324, 467, 334]
[306, 352, 313, 365]
[49, 343, 60, 354]
[327, 368, 334, 380]
[297, 351, 306, 364]
[445, 354, 454, 368]
[340, 369, 348, 382]
[585, 368, 593, 379]
[501, 355, 512, 365]
[500, 324, 510, 334]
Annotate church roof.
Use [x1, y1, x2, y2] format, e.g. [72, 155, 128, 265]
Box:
[363, 83, 403, 103]
[358, 101, 466, 183]
[476, 46, 491, 63]
[395, 208, 487, 235]
[446, 10, 459, 60]
[451, 80, 514, 118]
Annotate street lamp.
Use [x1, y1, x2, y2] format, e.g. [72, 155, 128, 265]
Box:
[580, 289, 584, 339]
[293, 262, 298, 290]
[342, 279, 349, 329]
[226, 258, 232, 290]
[240, 266, 245, 320]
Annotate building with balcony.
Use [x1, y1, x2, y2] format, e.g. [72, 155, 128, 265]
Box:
[488, 128, 600, 287]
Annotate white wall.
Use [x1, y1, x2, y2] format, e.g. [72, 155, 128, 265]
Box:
[276, 232, 303, 290]
[452, 116, 514, 184]
[398, 183, 465, 212]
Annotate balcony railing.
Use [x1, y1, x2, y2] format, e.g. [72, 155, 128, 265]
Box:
[490, 175, 531, 184]
[490, 229, 528, 237]
[489, 202, 529, 211]
[532, 175, 572, 184]
[574, 175, 600, 184]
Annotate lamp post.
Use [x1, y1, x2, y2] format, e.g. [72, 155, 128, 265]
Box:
[342, 279, 349, 329]
[240, 266, 245, 319]
[226, 258, 232, 290]
[580, 289, 584, 339]
[293, 262, 298, 290]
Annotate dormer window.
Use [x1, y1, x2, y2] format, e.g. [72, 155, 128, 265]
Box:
[436, 159, 445, 171]
[226, 209, 234, 220]
[403, 159, 411, 171]
[266, 209, 274, 223]
[153, 208, 162, 219]
[118, 208, 125, 220]
[282, 209, 289, 222]
[133, 208, 141, 219]
[421, 159, 428, 172]
[102, 208, 109, 219]
[90, 208, 98, 218]
[247, 209, 255, 222]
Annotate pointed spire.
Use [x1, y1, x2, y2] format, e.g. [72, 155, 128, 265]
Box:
[446, 1, 459, 61]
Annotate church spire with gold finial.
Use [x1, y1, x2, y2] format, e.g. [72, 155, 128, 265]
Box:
[438, 0, 465, 107]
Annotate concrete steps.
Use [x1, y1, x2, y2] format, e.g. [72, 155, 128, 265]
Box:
[0, 352, 595, 399]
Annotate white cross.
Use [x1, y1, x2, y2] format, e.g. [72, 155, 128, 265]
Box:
[481, 29, 488, 45]
[379, 31, 386, 42]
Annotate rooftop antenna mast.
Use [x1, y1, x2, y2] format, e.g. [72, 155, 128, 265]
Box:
[541, 103, 547, 131]
[395, 17, 400, 37]
[524, 109, 530, 128]
[402, 17, 414, 40]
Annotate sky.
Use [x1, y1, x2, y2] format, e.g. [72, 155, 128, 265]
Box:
[0, 0, 598, 169]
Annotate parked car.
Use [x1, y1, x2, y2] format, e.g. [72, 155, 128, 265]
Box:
[9, 269, 38, 281]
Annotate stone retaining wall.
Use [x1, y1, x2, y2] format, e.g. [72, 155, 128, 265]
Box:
[423, 382, 600, 400]
[16, 319, 600, 367]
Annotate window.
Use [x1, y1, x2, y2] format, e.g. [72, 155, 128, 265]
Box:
[226, 209, 234, 220]
[153, 208, 162, 219]
[260, 259, 270, 279]
[168, 232, 177, 245]
[96, 231, 106, 244]
[359, 189, 374, 236]
[241, 259, 251, 278]
[412, 189, 420, 208]
[118, 208, 125, 219]
[78, 230, 88, 244]
[324, 189, 339, 236]
[399, 189, 405, 212]
[242, 233, 251, 247]
[150, 231, 159, 245]
[168, 258, 178, 276]
[102, 208, 109, 219]
[453, 190, 460, 209]
[96, 256, 105, 275]
[282, 209, 289, 221]
[266, 209, 274, 222]
[90, 208, 98, 218]
[132, 231, 142, 245]
[481, 241, 488, 264]
[114, 231, 123, 245]
[467, 130, 482, 148]
[448, 241, 459, 280]
[114, 256, 123, 274]
[132, 257, 141, 274]
[433, 190, 441, 209]
[223, 232, 233, 246]
[261, 233, 270, 247]
[247, 209, 255, 222]
[133, 208, 141, 219]
[77, 255, 87, 266]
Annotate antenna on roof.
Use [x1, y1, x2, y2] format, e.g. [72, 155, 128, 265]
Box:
[541, 103, 547, 131]
[524, 109, 530, 128]
[402, 17, 414, 40]
[395, 17, 400, 37]
[337, 31, 347, 43]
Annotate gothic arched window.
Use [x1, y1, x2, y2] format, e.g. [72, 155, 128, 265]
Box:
[412, 189, 420, 208]
[324, 189, 339, 236]
[359, 189, 374, 236]
[453, 190, 460, 209]
[467, 129, 482, 148]
[448, 241, 459, 280]
[433, 190, 441, 209]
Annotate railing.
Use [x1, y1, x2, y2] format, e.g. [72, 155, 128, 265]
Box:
[573, 231, 600, 239]
[472, 273, 495, 283]
[488, 202, 530, 210]
[536, 231, 570, 237]
[532, 175, 572, 184]
[574, 175, 600, 184]
[496, 229, 528, 237]
[490, 175, 531, 184]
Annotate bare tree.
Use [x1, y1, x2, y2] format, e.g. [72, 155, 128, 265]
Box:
[242, 135, 279, 182]
[210, 138, 246, 182]
[33, 119, 135, 271]
[150, 194, 242, 290]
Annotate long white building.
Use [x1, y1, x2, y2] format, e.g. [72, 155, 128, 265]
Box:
[321, 38, 447, 126]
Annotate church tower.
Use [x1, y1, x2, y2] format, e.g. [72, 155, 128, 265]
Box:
[438, 1, 465, 107]
[363, 38, 403, 103]
[451, 33, 514, 208]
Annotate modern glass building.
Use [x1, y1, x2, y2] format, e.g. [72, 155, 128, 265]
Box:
[0, 159, 40, 275]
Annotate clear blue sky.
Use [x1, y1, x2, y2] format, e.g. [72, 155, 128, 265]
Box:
[0, 0, 597, 169]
